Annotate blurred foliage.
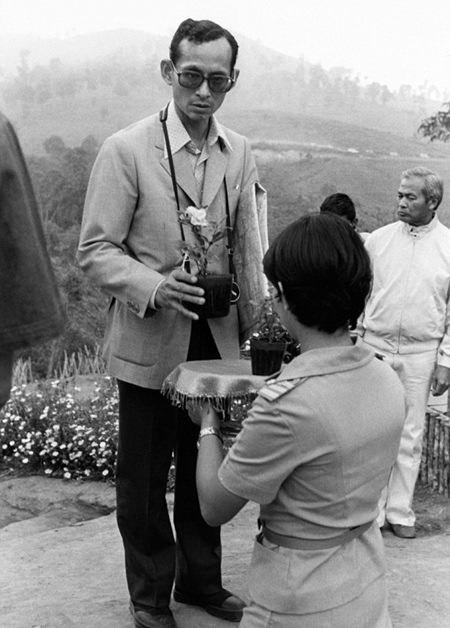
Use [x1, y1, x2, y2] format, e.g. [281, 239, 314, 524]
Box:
[15, 137, 108, 378]
[419, 102, 450, 143]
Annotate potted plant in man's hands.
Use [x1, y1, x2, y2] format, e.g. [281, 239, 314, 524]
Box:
[248, 296, 301, 376]
[178, 206, 233, 318]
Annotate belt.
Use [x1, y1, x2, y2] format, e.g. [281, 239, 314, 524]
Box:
[261, 520, 373, 550]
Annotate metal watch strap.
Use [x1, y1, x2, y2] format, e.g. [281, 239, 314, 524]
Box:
[197, 426, 223, 449]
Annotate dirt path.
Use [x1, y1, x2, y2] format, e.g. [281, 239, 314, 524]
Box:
[0, 476, 450, 627]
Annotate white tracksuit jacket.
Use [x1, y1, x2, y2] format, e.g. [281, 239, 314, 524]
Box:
[360, 215, 450, 368]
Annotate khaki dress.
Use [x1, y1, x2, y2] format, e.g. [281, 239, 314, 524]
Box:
[219, 341, 405, 627]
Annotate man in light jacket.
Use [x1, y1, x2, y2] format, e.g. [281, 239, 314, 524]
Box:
[359, 167, 450, 539]
[77, 18, 267, 628]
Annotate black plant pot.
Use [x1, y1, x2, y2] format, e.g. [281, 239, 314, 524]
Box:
[187, 273, 233, 319]
[250, 338, 287, 376]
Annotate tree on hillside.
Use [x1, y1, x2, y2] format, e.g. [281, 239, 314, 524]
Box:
[29, 135, 99, 227]
[365, 82, 383, 104]
[17, 136, 107, 377]
[418, 102, 450, 142]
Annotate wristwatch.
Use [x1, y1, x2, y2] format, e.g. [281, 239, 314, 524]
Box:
[197, 426, 223, 449]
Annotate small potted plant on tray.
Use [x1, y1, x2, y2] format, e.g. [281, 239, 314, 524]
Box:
[248, 296, 300, 376]
[178, 205, 232, 319]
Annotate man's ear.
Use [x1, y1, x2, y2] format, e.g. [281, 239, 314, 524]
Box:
[232, 68, 240, 88]
[160, 59, 173, 86]
[428, 197, 438, 212]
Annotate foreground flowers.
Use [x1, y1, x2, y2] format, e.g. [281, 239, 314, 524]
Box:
[0, 377, 118, 481]
[0, 375, 244, 484]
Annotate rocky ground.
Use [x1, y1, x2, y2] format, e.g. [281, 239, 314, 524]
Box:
[1, 473, 450, 627]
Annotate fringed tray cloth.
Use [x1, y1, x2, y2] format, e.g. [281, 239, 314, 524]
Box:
[161, 359, 266, 434]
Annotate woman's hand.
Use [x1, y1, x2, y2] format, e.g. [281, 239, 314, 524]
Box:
[188, 399, 248, 527]
[187, 401, 220, 428]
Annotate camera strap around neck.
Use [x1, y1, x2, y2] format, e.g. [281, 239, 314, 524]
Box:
[159, 104, 235, 279]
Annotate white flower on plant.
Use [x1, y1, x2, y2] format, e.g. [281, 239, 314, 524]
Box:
[185, 206, 209, 227]
[178, 205, 229, 276]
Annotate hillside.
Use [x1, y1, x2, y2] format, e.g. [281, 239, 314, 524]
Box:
[1, 28, 449, 153]
[3, 29, 450, 375]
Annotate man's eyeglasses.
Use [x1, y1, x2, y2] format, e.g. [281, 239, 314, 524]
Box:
[171, 62, 235, 93]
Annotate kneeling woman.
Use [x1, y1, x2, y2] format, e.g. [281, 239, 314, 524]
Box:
[190, 213, 405, 628]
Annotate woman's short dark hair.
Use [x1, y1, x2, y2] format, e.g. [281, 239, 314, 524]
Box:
[170, 18, 239, 72]
[263, 213, 372, 333]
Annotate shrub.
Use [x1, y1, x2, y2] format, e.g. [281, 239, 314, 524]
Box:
[0, 377, 118, 481]
[0, 371, 243, 488]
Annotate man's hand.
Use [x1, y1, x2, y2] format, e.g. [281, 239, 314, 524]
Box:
[431, 364, 450, 396]
[155, 268, 205, 319]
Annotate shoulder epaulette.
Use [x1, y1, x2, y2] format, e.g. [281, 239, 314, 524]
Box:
[259, 377, 306, 402]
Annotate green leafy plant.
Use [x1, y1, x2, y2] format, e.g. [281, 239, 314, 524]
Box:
[246, 296, 301, 362]
[251, 296, 289, 343]
[178, 206, 230, 276]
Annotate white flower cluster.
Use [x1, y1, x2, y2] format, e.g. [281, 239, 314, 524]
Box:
[0, 377, 119, 481]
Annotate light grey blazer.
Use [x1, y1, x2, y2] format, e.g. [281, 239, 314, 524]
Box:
[77, 112, 267, 388]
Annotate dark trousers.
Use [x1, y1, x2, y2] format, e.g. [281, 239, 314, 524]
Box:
[116, 321, 222, 610]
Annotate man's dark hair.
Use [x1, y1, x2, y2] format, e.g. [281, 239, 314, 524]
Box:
[319, 193, 356, 224]
[263, 213, 372, 333]
[170, 18, 239, 71]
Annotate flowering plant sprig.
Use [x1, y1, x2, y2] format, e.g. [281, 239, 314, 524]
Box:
[252, 295, 291, 343]
[248, 295, 301, 361]
[178, 206, 229, 276]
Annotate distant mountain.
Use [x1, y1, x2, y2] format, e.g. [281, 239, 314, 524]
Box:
[0, 28, 447, 154]
[0, 28, 299, 77]
[0, 29, 170, 75]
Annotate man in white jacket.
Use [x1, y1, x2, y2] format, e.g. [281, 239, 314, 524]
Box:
[360, 167, 450, 539]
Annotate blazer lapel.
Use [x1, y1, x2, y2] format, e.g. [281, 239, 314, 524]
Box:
[160, 153, 199, 208]
[202, 145, 228, 209]
[156, 122, 200, 207]
[157, 129, 228, 209]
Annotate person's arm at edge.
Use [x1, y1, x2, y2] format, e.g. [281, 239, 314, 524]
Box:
[432, 288, 450, 395]
[354, 231, 374, 337]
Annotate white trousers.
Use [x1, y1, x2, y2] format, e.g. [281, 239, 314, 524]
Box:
[367, 348, 436, 527]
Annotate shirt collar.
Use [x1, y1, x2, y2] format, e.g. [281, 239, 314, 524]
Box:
[163, 100, 232, 157]
[274, 337, 374, 382]
[401, 213, 439, 239]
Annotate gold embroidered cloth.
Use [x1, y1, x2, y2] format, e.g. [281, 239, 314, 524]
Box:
[161, 359, 266, 413]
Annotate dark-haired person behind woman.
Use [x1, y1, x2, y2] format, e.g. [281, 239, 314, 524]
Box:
[189, 212, 405, 627]
[320, 192, 370, 241]
[320, 192, 357, 226]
